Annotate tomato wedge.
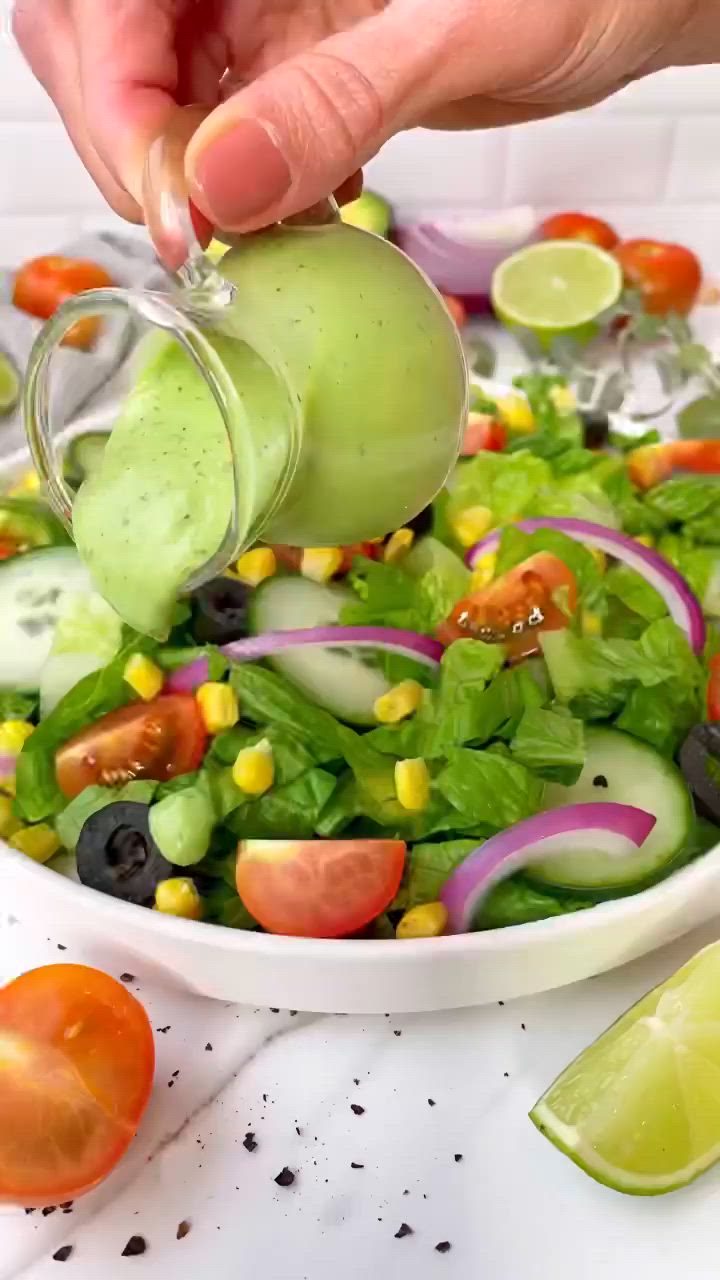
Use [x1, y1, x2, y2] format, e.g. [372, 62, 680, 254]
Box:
[236, 839, 406, 938]
[438, 552, 578, 660]
[56, 694, 207, 799]
[708, 655, 720, 722]
[0, 965, 154, 1206]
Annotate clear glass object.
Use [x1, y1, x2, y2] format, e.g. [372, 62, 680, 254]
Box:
[23, 107, 468, 609]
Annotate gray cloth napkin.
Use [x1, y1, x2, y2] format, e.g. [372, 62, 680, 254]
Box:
[0, 231, 167, 460]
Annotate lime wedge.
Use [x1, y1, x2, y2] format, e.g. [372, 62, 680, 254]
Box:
[0, 351, 20, 417]
[530, 942, 720, 1194]
[492, 240, 622, 343]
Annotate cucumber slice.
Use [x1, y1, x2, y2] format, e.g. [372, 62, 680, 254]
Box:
[64, 431, 110, 486]
[0, 547, 93, 690]
[250, 576, 392, 724]
[530, 727, 694, 892]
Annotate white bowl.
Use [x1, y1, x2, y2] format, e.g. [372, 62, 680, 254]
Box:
[4, 841, 720, 1012]
[3, 445, 720, 1013]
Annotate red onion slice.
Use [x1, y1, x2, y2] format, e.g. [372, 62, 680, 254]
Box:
[396, 208, 537, 296]
[465, 516, 706, 654]
[441, 802, 656, 933]
[166, 626, 444, 693]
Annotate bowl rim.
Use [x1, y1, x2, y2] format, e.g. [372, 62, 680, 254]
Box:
[5, 836, 720, 960]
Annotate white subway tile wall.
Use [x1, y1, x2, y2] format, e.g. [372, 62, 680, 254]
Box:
[0, 38, 719, 264]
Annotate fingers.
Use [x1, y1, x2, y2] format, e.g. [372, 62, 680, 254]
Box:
[68, 0, 183, 206]
[185, 3, 456, 232]
[13, 0, 142, 219]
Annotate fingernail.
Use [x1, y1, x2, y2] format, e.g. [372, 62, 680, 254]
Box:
[189, 119, 291, 226]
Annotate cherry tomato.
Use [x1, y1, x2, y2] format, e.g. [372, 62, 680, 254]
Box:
[540, 212, 619, 251]
[707, 655, 720, 721]
[614, 240, 702, 315]
[236, 838, 406, 938]
[441, 294, 467, 329]
[437, 552, 578, 661]
[13, 256, 114, 349]
[0, 965, 154, 1206]
[56, 694, 207, 799]
[461, 412, 507, 456]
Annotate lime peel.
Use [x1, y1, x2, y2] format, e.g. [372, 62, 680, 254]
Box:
[530, 941, 720, 1195]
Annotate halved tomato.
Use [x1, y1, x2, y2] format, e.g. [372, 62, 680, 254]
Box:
[56, 694, 207, 799]
[437, 552, 578, 661]
[0, 965, 154, 1206]
[708, 655, 720, 722]
[236, 839, 406, 938]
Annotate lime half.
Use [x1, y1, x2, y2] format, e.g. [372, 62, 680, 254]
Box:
[492, 240, 622, 343]
[531, 942, 720, 1195]
[0, 351, 20, 417]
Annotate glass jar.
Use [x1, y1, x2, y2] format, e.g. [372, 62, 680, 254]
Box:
[24, 111, 467, 636]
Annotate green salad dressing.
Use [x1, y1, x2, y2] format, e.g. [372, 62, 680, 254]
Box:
[73, 223, 466, 637]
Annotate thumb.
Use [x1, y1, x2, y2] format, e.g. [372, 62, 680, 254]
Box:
[185, 5, 453, 232]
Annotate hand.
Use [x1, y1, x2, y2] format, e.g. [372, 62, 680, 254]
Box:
[14, 0, 709, 234]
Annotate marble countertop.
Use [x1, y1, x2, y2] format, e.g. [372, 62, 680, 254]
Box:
[5, 912, 720, 1280]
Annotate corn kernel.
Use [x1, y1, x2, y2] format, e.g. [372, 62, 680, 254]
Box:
[589, 547, 607, 575]
[235, 547, 277, 586]
[496, 393, 534, 434]
[549, 384, 576, 414]
[8, 470, 40, 497]
[470, 553, 497, 591]
[196, 682, 240, 734]
[301, 547, 344, 583]
[0, 721, 34, 755]
[233, 738, 275, 796]
[124, 653, 164, 701]
[396, 901, 449, 939]
[383, 527, 415, 565]
[9, 824, 60, 863]
[373, 680, 424, 725]
[155, 877, 203, 920]
[0, 777, 16, 797]
[0, 795, 21, 840]
[450, 505, 493, 549]
[395, 758, 430, 812]
[582, 609, 603, 637]
[635, 534, 655, 548]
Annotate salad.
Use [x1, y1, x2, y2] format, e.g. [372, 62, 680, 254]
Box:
[1, 370, 720, 941]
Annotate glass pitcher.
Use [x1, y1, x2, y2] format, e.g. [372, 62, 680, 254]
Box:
[23, 110, 468, 636]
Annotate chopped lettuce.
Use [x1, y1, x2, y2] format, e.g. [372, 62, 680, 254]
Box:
[226, 768, 338, 840]
[605, 564, 667, 622]
[393, 838, 478, 910]
[474, 878, 591, 929]
[55, 779, 157, 851]
[510, 707, 585, 785]
[437, 748, 543, 830]
[15, 631, 158, 822]
[645, 476, 720, 524]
